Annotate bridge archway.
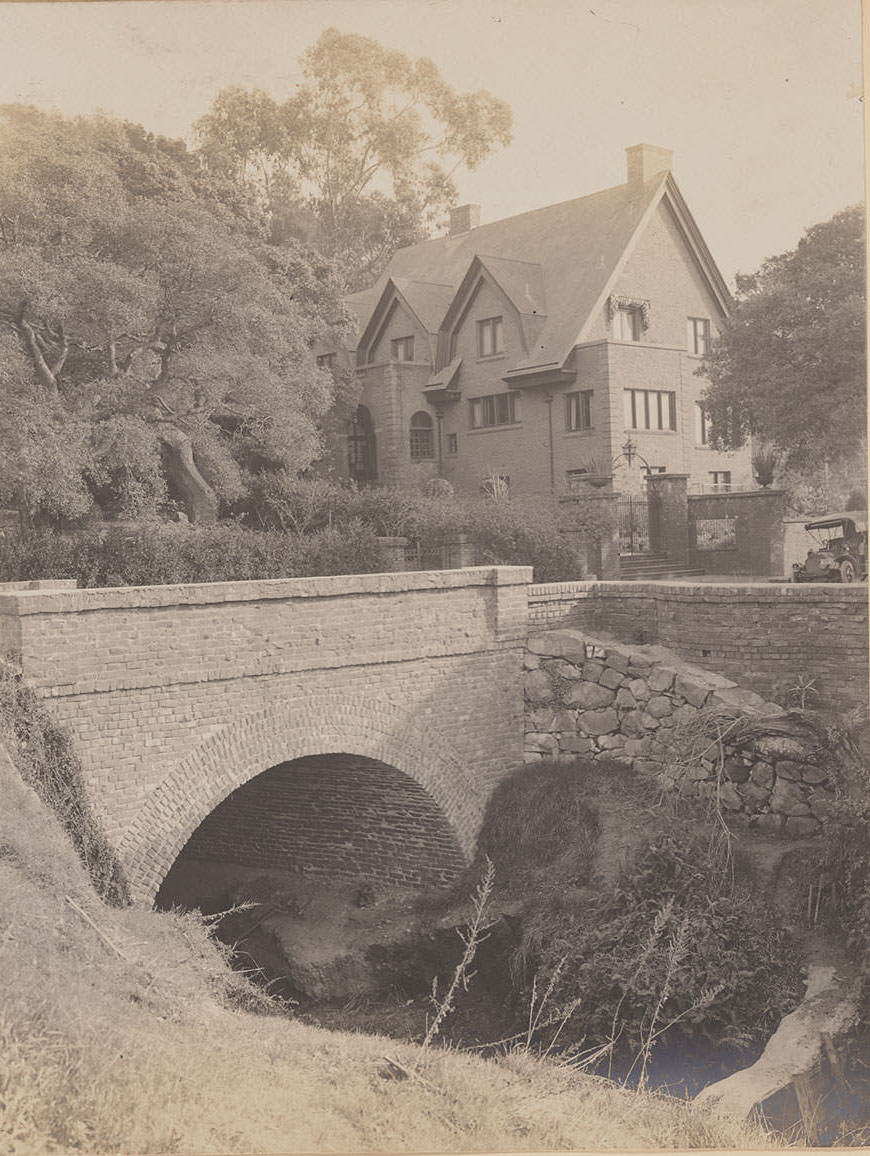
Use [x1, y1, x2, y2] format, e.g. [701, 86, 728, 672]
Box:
[118, 694, 484, 904]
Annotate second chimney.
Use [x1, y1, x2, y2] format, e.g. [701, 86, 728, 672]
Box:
[625, 144, 673, 189]
[449, 203, 480, 236]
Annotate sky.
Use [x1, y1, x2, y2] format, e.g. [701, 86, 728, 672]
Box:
[0, 0, 864, 285]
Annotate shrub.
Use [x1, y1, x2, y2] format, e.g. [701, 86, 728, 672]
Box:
[475, 760, 600, 893]
[0, 662, 129, 905]
[516, 829, 801, 1068]
[464, 496, 582, 582]
[0, 522, 387, 587]
[811, 800, 870, 1018]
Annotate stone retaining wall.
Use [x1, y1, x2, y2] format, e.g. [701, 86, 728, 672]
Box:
[525, 628, 836, 836]
[526, 580, 868, 712]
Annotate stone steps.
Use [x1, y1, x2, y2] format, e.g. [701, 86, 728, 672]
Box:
[618, 554, 706, 580]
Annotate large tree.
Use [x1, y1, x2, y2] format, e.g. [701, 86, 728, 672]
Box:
[0, 106, 352, 524]
[702, 205, 866, 472]
[195, 29, 513, 287]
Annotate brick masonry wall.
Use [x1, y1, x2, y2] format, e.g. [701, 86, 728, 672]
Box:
[0, 567, 531, 903]
[688, 490, 787, 576]
[527, 580, 868, 712]
[180, 755, 463, 888]
[525, 627, 838, 838]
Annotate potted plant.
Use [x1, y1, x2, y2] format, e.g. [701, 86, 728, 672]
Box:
[751, 446, 778, 488]
[576, 456, 614, 488]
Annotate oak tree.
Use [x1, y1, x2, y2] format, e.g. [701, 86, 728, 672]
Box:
[0, 106, 351, 524]
[702, 205, 866, 472]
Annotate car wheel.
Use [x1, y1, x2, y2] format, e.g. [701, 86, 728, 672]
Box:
[839, 558, 857, 583]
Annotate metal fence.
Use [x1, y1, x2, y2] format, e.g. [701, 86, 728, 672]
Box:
[693, 516, 737, 550]
[402, 537, 474, 571]
[618, 495, 651, 554]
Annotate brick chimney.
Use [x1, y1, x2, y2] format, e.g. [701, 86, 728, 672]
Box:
[449, 204, 480, 236]
[625, 144, 673, 189]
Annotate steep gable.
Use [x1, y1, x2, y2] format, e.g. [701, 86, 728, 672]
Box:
[355, 278, 454, 365]
[358, 163, 731, 382]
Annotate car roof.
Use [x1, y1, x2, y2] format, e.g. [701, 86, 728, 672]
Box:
[804, 511, 867, 531]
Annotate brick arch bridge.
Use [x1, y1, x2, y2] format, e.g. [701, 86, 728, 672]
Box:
[0, 569, 530, 905]
[121, 694, 483, 903]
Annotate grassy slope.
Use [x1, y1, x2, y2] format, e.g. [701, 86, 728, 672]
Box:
[0, 737, 775, 1155]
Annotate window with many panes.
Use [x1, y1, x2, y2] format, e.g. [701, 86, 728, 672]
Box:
[565, 390, 593, 431]
[688, 317, 711, 356]
[624, 389, 677, 431]
[470, 392, 518, 429]
[409, 411, 434, 460]
[694, 402, 709, 445]
[613, 306, 642, 342]
[391, 335, 415, 361]
[477, 316, 504, 358]
[446, 433, 458, 455]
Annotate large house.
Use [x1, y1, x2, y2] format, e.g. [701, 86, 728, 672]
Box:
[319, 144, 752, 497]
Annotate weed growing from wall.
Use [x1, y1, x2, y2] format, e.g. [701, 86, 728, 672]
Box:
[0, 661, 129, 905]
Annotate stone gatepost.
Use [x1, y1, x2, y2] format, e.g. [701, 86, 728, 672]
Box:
[377, 536, 410, 571]
[646, 473, 689, 566]
[441, 533, 476, 569]
[557, 489, 620, 579]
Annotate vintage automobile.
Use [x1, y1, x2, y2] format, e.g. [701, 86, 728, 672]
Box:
[792, 512, 868, 583]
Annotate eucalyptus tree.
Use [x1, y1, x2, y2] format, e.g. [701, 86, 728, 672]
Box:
[195, 29, 513, 287]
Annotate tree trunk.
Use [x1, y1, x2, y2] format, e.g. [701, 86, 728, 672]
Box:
[158, 426, 218, 524]
[18, 317, 60, 394]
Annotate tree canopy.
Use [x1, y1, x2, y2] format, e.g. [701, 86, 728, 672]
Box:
[195, 29, 513, 287]
[702, 205, 866, 472]
[0, 105, 353, 524]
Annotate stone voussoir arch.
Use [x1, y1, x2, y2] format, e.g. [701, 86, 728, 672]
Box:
[119, 691, 485, 905]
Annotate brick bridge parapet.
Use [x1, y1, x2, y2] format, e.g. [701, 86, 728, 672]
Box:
[0, 567, 531, 903]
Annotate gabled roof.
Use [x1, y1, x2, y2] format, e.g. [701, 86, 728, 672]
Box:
[349, 168, 732, 380]
[438, 255, 547, 360]
[353, 278, 454, 363]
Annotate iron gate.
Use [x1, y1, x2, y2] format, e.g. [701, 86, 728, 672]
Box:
[618, 494, 651, 554]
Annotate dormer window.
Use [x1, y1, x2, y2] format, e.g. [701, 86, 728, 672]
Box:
[477, 316, 504, 358]
[391, 335, 415, 361]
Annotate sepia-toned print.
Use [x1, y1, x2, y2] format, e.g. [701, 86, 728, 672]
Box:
[0, 1, 866, 1150]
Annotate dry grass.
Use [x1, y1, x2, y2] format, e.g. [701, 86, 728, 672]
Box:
[0, 737, 780, 1154]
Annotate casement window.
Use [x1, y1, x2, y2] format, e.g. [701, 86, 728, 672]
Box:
[613, 306, 643, 342]
[470, 391, 518, 429]
[695, 402, 710, 445]
[565, 390, 593, 432]
[391, 335, 415, 361]
[409, 411, 434, 460]
[316, 352, 336, 370]
[477, 316, 504, 357]
[709, 470, 732, 492]
[446, 433, 458, 455]
[624, 389, 677, 431]
[688, 317, 711, 357]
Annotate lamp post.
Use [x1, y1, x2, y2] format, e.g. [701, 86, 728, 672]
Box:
[616, 437, 652, 477]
